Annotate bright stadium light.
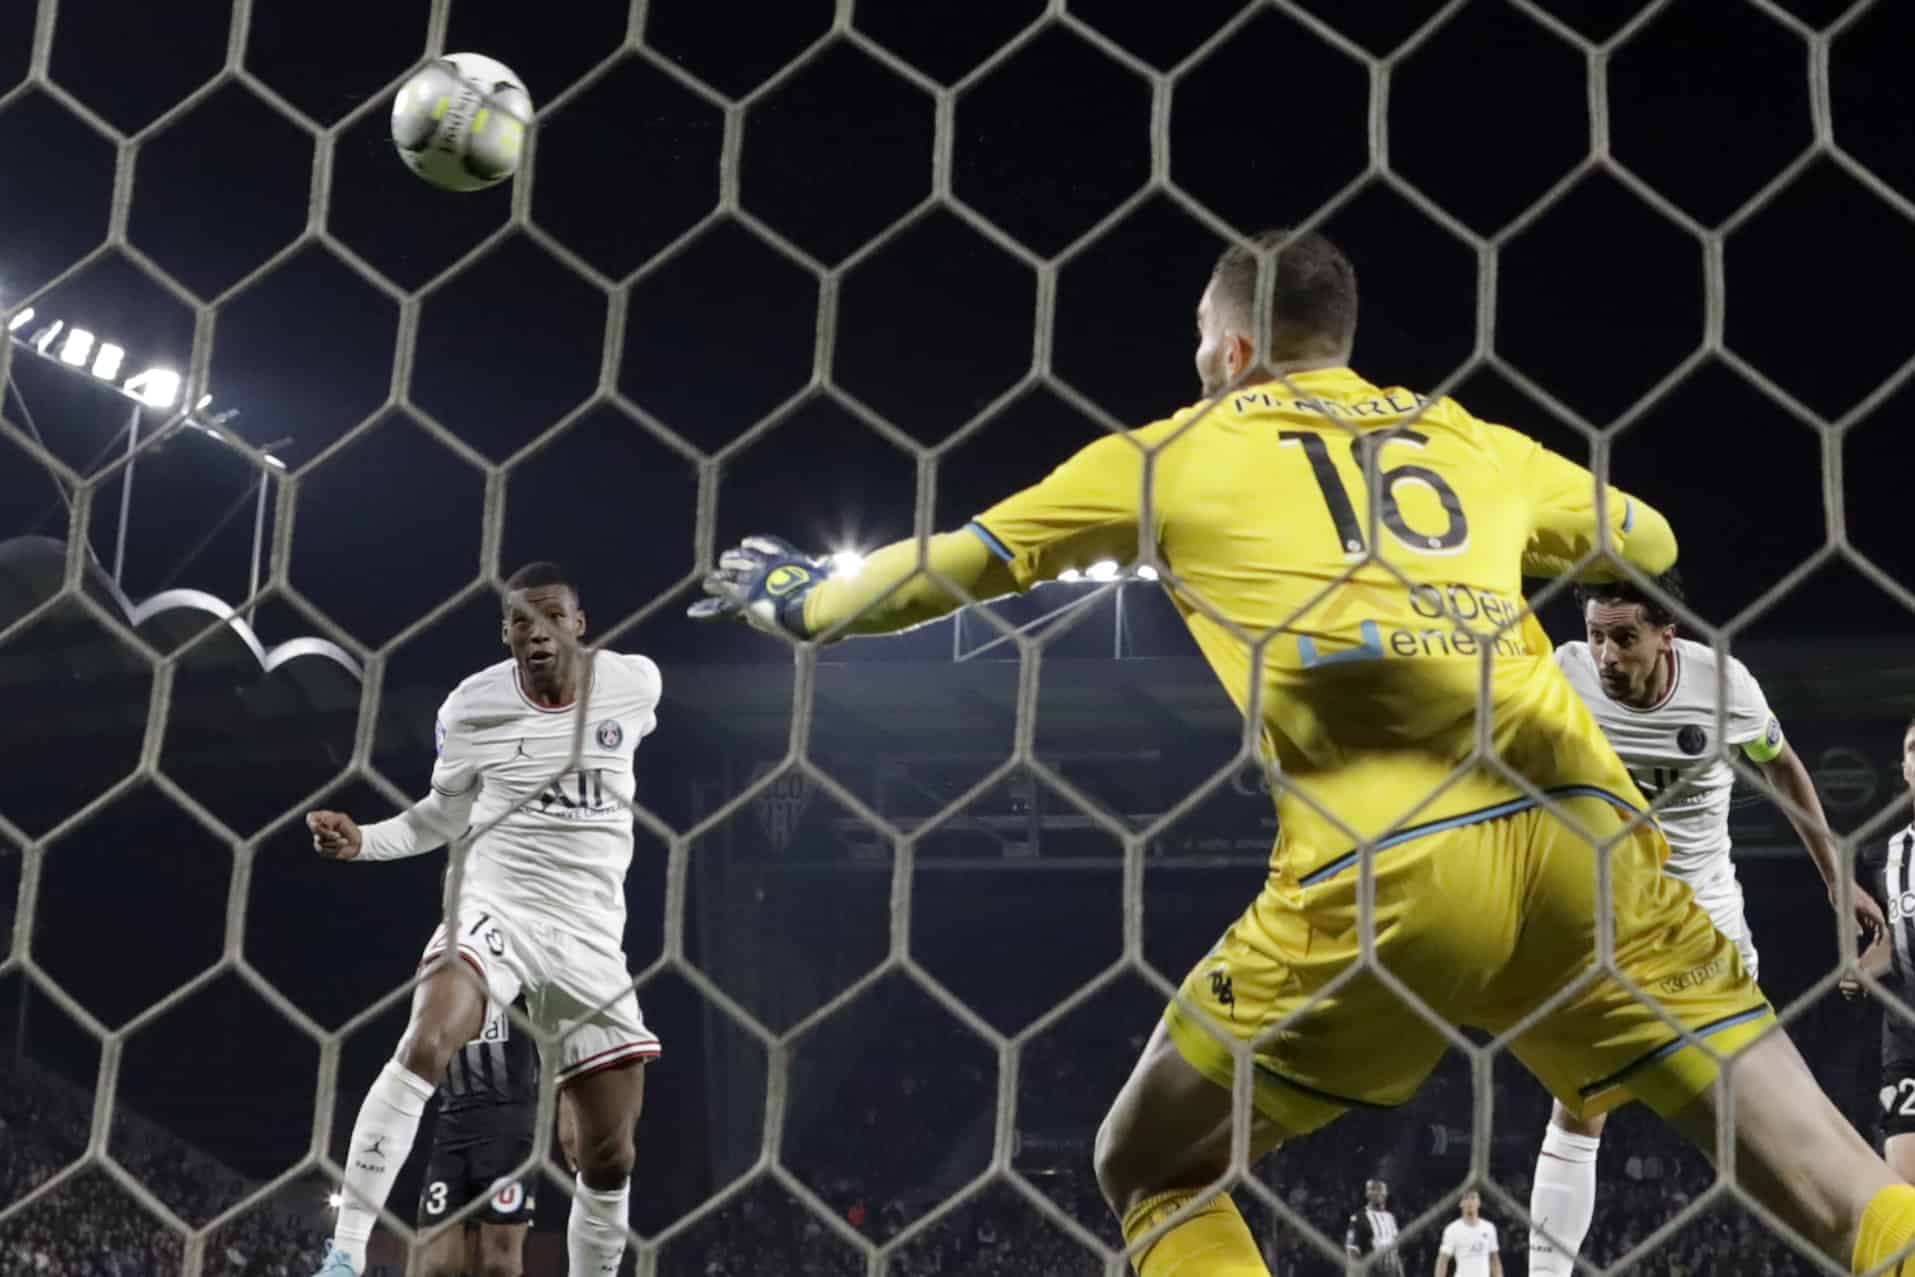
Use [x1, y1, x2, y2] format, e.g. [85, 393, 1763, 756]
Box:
[1058, 568, 1083, 583]
[1135, 564, 1160, 582]
[6, 306, 32, 332]
[123, 368, 181, 408]
[91, 342, 124, 380]
[829, 549, 866, 578]
[327, 1192, 344, 1210]
[57, 327, 93, 366]
[30, 320, 61, 353]
[1086, 560, 1120, 581]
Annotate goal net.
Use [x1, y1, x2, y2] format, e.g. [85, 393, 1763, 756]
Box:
[3, 0, 1913, 1274]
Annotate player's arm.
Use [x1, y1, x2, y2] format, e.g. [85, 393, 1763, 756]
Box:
[1346, 1214, 1363, 1258]
[1433, 1251, 1451, 1277]
[1842, 925, 1894, 1000]
[1490, 1251, 1504, 1277]
[1493, 426, 1677, 581]
[307, 703, 479, 862]
[690, 431, 1147, 641]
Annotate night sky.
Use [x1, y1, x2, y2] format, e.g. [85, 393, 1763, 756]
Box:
[6, 0, 1915, 1259]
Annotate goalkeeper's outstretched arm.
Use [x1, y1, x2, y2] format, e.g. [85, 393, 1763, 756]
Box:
[691, 431, 1147, 640]
[804, 530, 1019, 637]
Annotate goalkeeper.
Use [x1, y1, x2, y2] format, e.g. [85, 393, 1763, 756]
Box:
[692, 229, 1915, 1277]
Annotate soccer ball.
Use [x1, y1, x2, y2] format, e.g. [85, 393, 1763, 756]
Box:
[390, 53, 532, 192]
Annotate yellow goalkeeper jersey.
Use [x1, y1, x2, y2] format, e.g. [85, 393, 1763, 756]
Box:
[968, 366, 1677, 881]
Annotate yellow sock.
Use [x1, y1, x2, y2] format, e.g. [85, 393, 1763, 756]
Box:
[1121, 1187, 1271, 1277]
[1856, 1184, 1915, 1274]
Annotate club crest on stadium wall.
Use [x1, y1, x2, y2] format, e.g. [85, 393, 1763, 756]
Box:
[750, 763, 815, 851]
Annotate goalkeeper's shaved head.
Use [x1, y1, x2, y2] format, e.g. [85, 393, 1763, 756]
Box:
[1197, 228, 1357, 394]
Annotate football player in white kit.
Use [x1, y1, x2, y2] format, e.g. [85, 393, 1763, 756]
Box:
[303, 563, 662, 1277]
[1525, 572, 1886, 1276]
[1435, 1190, 1501, 1277]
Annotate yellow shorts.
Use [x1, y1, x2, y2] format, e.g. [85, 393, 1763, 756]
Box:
[1163, 789, 1772, 1137]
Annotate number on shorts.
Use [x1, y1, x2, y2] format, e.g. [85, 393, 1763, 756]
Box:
[424, 1180, 448, 1215]
[1895, 1078, 1915, 1116]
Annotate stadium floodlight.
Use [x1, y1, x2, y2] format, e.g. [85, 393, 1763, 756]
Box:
[57, 327, 93, 367]
[29, 320, 61, 353]
[1135, 564, 1160, 582]
[123, 368, 182, 408]
[829, 549, 867, 578]
[1057, 568, 1083, 583]
[1086, 560, 1120, 581]
[197, 393, 213, 410]
[6, 306, 32, 332]
[91, 342, 124, 381]
[327, 1192, 345, 1210]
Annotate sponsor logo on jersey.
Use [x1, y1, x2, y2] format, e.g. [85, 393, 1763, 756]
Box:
[1677, 724, 1707, 756]
[595, 718, 623, 749]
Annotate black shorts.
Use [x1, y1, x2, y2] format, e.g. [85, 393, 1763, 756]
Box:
[417, 1135, 538, 1228]
[1880, 1060, 1915, 1142]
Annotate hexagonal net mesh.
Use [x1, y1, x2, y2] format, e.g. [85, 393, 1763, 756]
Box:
[4, 0, 1915, 1274]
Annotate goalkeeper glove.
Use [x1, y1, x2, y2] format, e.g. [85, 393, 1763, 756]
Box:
[687, 535, 827, 639]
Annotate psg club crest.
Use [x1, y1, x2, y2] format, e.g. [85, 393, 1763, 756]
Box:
[1677, 725, 1707, 756]
[749, 762, 815, 852]
[595, 719, 623, 749]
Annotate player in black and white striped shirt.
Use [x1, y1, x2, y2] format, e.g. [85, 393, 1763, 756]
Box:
[415, 1001, 541, 1277]
[1345, 1179, 1407, 1276]
[1846, 717, 1915, 1182]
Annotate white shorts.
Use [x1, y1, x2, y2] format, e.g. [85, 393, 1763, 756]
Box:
[1674, 861, 1759, 983]
[421, 896, 661, 1084]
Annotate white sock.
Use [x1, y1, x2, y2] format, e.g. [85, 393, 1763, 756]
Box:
[331, 1060, 436, 1269]
[568, 1176, 631, 1277]
[1529, 1122, 1602, 1276]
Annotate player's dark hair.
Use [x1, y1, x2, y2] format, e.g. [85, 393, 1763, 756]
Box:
[1576, 567, 1684, 629]
[1211, 228, 1358, 360]
[502, 561, 578, 609]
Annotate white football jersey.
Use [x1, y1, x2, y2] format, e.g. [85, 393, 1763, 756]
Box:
[1439, 1218, 1498, 1277]
[1554, 637, 1783, 879]
[418, 651, 658, 941]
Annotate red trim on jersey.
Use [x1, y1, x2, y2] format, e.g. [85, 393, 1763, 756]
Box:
[556, 1041, 661, 1084]
[512, 665, 576, 714]
[1599, 643, 1682, 715]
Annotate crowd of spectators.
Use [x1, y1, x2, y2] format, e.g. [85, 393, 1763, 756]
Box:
[0, 1063, 330, 1276]
[0, 987, 1883, 1274]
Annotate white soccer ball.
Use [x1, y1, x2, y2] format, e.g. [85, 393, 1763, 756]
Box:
[390, 53, 532, 192]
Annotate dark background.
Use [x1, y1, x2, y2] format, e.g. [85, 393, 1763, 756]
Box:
[5, 1, 1915, 1273]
